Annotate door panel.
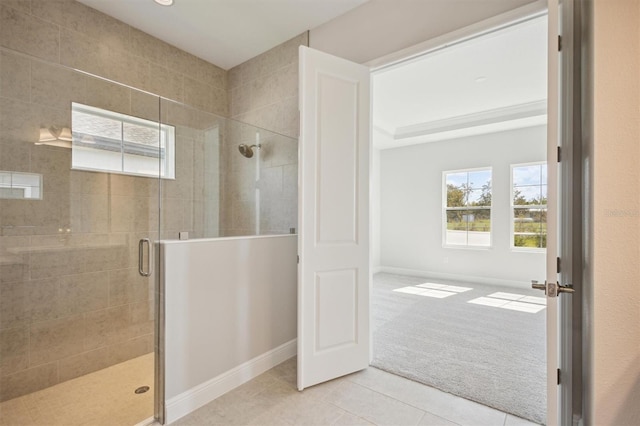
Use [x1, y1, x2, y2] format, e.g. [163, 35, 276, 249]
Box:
[298, 46, 371, 390]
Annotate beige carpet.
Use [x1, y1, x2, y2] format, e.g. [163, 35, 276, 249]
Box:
[371, 273, 546, 425]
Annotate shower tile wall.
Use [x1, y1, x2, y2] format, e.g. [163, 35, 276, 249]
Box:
[0, 0, 228, 401]
[223, 33, 307, 236]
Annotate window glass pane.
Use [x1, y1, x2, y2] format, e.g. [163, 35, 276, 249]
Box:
[468, 188, 491, 206]
[446, 210, 468, 246]
[446, 182, 466, 207]
[467, 209, 491, 246]
[71, 103, 174, 179]
[513, 165, 542, 186]
[513, 185, 542, 205]
[512, 163, 547, 249]
[468, 170, 491, 190]
[514, 208, 547, 248]
[445, 172, 467, 187]
[444, 168, 491, 247]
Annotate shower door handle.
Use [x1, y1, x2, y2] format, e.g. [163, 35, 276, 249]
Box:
[138, 238, 153, 277]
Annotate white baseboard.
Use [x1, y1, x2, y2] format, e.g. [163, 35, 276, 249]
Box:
[378, 266, 529, 288]
[165, 339, 297, 424]
[372, 265, 383, 274]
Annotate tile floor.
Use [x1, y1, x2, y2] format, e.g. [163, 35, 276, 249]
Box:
[172, 357, 540, 426]
[0, 353, 154, 426]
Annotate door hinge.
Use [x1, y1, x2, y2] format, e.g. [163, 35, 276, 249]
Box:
[557, 146, 561, 162]
[558, 35, 562, 52]
[557, 257, 561, 273]
[557, 368, 561, 385]
[297, 255, 299, 264]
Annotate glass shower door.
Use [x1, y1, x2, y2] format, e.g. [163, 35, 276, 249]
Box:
[0, 52, 161, 425]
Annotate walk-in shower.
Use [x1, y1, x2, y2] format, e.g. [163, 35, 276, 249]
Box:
[0, 49, 298, 426]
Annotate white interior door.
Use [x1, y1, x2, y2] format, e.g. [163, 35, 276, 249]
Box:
[297, 46, 371, 390]
[544, 0, 571, 424]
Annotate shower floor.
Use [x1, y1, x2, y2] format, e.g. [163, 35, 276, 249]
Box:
[0, 353, 154, 426]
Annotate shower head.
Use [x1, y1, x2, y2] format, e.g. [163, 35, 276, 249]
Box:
[238, 144, 260, 158]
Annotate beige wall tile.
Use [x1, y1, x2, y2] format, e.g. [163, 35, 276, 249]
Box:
[80, 194, 109, 234]
[25, 277, 58, 323]
[0, 98, 40, 143]
[133, 196, 159, 232]
[107, 50, 150, 90]
[30, 0, 65, 26]
[0, 6, 60, 63]
[130, 299, 153, 337]
[31, 140, 71, 184]
[0, 140, 30, 172]
[165, 45, 199, 78]
[29, 247, 84, 280]
[58, 272, 108, 316]
[60, 28, 110, 78]
[108, 268, 150, 307]
[85, 76, 131, 115]
[258, 166, 283, 199]
[129, 27, 170, 67]
[57, 346, 110, 382]
[84, 244, 129, 272]
[78, 171, 109, 195]
[83, 308, 109, 350]
[192, 57, 226, 89]
[184, 76, 226, 116]
[0, 281, 26, 330]
[29, 314, 84, 366]
[61, 0, 129, 52]
[0, 50, 30, 102]
[108, 334, 152, 365]
[0, 262, 28, 285]
[145, 65, 184, 103]
[0, 326, 28, 377]
[0, 0, 31, 14]
[131, 90, 161, 122]
[0, 362, 57, 402]
[95, 305, 134, 346]
[31, 60, 86, 110]
[109, 195, 135, 232]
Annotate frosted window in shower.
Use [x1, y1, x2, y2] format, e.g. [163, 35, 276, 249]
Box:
[71, 103, 175, 179]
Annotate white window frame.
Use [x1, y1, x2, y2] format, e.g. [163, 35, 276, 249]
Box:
[442, 166, 493, 249]
[510, 161, 547, 252]
[71, 103, 175, 180]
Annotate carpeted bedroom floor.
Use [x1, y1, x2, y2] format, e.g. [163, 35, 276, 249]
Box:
[371, 272, 546, 425]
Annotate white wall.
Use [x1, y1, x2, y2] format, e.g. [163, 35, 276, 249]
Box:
[162, 235, 297, 423]
[309, 0, 537, 64]
[378, 125, 546, 287]
[590, 0, 640, 424]
[372, 129, 391, 271]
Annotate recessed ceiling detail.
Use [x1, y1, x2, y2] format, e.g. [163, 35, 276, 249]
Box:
[373, 15, 548, 149]
[78, 0, 368, 70]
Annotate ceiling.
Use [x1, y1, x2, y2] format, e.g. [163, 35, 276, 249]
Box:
[77, 0, 367, 70]
[373, 15, 548, 149]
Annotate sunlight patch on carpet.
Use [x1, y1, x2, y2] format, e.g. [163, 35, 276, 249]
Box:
[393, 283, 473, 298]
[468, 294, 546, 313]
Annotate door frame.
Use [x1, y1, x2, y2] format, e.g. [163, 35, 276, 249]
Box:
[364, 1, 583, 423]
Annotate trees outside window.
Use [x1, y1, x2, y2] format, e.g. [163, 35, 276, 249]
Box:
[443, 168, 492, 247]
[512, 163, 547, 249]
